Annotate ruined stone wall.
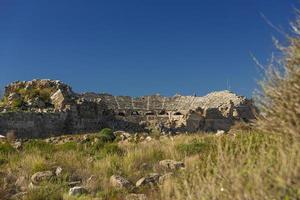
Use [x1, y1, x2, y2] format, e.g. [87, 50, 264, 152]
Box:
[0, 80, 256, 138]
[0, 112, 68, 138]
[86, 91, 256, 132]
[0, 102, 111, 138]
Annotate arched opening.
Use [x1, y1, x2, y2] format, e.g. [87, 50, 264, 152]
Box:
[174, 112, 183, 116]
[118, 112, 126, 117]
[145, 111, 155, 116]
[131, 111, 139, 116]
[158, 110, 167, 115]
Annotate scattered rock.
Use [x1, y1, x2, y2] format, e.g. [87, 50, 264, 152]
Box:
[12, 142, 22, 150]
[125, 193, 147, 200]
[145, 136, 152, 142]
[136, 173, 160, 187]
[140, 163, 150, 170]
[87, 175, 97, 184]
[110, 175, 133, 190]
[216, 130, 225, 136]
[67, 181, 82, 187]
[31, 171, 54, 185]
[69, 186, 88, 196]
[55, 166, 63, 176]
[67, 174, 82, 182]
[86, 175, 97, 188]
[114, 131, 131, 141]
[159, 160, 185, 170]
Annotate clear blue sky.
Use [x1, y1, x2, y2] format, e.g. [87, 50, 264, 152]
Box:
[0, 0, 297, 97]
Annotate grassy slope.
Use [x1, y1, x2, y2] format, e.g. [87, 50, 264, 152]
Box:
[0, 129, 299, 200]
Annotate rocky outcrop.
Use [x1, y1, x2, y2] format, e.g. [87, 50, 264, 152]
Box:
[68, 186, 88, 196]
[0, 79, 256, 138]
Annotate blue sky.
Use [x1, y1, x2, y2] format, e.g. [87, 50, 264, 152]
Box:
[0, 0, 297, 97]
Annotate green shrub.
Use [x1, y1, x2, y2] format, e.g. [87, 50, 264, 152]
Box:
[11, 98, 24, 108]
[24, 184, 64, 200]
[0, 142, 16, 155]
[38, 88, 52, 102]
[98, 128, 116, 142]
[32, 161, 49, 173]
[0, 96, 8, 107]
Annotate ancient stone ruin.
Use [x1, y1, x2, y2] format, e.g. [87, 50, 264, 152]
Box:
[0, 79, 256, 138]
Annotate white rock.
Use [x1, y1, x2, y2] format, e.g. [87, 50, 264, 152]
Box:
[145, 136, 152, 142]
[55, 166, 63, 176]
[216, 130, 225, 136]
[69, 186, 88, 196]
[136, 173, 160, 187]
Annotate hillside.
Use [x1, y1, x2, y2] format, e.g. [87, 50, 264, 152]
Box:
[0, 126, 299, 200]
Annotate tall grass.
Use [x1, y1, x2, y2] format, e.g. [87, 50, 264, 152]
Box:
[255, 23, 300, 138]
[160, 133, 300, 200]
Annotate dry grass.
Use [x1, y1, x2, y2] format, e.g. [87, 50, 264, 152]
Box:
[160, 133, 300, 200]
[255, 25, 300, 139]
[1, 131, 299, 200]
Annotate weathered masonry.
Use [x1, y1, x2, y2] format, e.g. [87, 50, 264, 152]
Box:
[0, 79, 256, 138]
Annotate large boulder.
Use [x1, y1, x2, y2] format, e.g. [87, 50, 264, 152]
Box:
[136, 173, 160, 187]
[69, 186, 88, 196]
[31, 171, 54, 185]
[110, 175, 133, 190]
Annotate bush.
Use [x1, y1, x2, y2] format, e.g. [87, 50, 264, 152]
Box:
[11, 98, 23, 108]
[0, 142, 16, 155]
[38, 88, 52, 102]
[98, 128, 116, 142]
